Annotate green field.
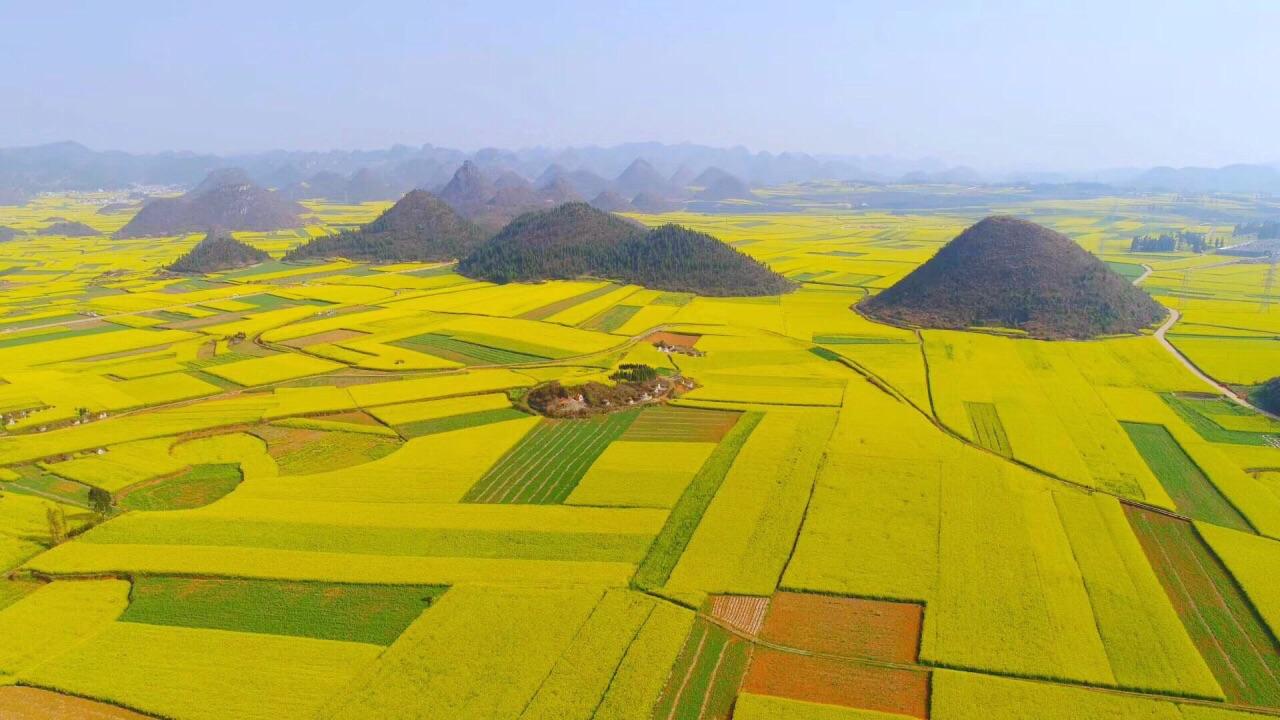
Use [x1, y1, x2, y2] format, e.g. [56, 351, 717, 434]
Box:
[397, 407, 530, 439]
[1163, 393, 1278, 446]
[581, 304, 643, 333]
[119, 464, 243, 511]
[463, 410, 640, 503]
[633, 412, 763, 590]
[1122, 422, 1254, 531]
[965, 401, 1012, 457]
[1126, 506, 1280, 706]
[121, 577, 445, 644]
[653, 619, 752, 719]
[392, 332, 549, 365]
[1105, 261, 1147, 282]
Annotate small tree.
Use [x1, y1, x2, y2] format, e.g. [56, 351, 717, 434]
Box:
[46, 504, 67, 544]
[88, 486, 114, 518]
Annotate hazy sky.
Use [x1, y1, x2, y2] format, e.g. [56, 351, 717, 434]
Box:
[3, 1, 1277, 171]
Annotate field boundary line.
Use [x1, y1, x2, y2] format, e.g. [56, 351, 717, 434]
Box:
[800, 324, 1222, 525]
[1176, 524, 1280, 688]
[586, 603, 658, 720]
[774, 408, 843, 593]
[683, 594, 1280, 716]
[1134, 511, 1249, 693]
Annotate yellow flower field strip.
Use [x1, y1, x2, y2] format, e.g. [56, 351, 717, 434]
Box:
[1055, 492, 1223, 698]
[0, 579, 129, 675]
[95, 495, 668, 533]
[1198, 523, 1280, 643]
[364, 393, 513, 426]
[22, 621, 381, 720]
[593, 600, 697, 719]
[25, 544, 638, 586]
[665, 409, 837, 596]
[39, 437, 187, 492]
[78, 514, 655, 563]
[520, 589, 656, 719]
[202, 353, 345, 386]
[682, 373, 846, 407]
[346, 368, 534, 406]
[922, 471, 1115, 686]
[567, 441, 717, 508]
[734, 694, 916, 720]
[930, 670, 1184, 720]
[235, 417, 538, 503]
[318, 586, 604, 719]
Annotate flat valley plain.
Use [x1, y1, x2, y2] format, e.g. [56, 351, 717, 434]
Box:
[1, 187, 1280, 720]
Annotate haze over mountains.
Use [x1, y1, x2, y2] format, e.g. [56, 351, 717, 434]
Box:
[4, 140, 1280, 200]
[115, 170, 305, 238]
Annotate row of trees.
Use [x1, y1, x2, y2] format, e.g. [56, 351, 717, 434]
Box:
[1129, 230, 1221, 253]
[1234, 221, 1280, 240]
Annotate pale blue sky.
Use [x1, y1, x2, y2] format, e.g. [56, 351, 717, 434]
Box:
[2, 0, 1277, 171]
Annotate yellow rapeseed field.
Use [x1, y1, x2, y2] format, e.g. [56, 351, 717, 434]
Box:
[3, 194, 1280, 718]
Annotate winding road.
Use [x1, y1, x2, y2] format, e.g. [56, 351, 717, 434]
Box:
[1137, 262, 1278, 418]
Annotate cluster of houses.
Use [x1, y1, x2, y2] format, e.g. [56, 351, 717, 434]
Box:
[2, 406, 109, 434]
[653, 339, 705, 357]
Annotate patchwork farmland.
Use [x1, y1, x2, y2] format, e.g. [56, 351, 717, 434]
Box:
[0, 189, 1278, 720]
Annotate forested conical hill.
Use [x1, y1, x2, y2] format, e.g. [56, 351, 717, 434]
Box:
[168, 230, 269, 273]
[861, 215, 1165, 339]
[285, 190, 485, 263]
[37, 220, 99, 237]
[613, 224, 795, 296]
[457, 202, 795, 296]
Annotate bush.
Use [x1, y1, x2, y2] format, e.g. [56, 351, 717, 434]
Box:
[1253, 377, 1280, 415]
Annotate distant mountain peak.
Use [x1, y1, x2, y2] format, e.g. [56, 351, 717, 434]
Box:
[190, 167, 255, 196]
[115, 169, 305, 238]
[589, 190, 632, 212]
[439, 161, 495, 211]
[614, 158, 673, 198]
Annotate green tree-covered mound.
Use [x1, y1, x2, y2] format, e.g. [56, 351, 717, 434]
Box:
[285, 190, 486, 263]
[457, 202, 794, 297]
[168, 230, 269, 273]
[37, 220, 100, 237]
[861, 216, 1165, 339]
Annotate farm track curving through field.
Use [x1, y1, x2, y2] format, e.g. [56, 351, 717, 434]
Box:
[1153, 307, 1279, 419]
[1133, 260, 1280, 419]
